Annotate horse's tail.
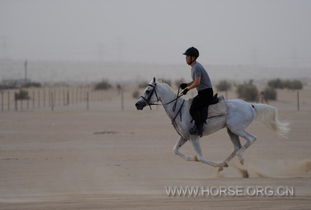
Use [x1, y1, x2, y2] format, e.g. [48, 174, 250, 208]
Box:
[252, 103, 290, 138]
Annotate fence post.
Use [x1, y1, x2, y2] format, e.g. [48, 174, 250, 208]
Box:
[43, 88, 46, 107]
[86, 91, 89, 110]
[20, 94, 23, 111]
[67, 88, 70, 105]
[38, 89, 40, 108]
[7, 91, 10, 111]
[51, 91, 54, 111]
[63, 87, 66, 106]
[1, 91, 3, 112]
[32, 90, 35, 109]
[48, 88, 51, 107]
[14, 92, 18, 111]
[297, 90, 300, 111]
[26, 90, 29, 110]
[121, 89, 124, 111]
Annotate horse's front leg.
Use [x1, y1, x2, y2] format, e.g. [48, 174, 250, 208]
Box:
[173, 137, 197, 161]
[190, 136, 228, 168]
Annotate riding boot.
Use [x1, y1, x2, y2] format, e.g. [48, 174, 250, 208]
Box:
[196, 122, 203, 137]
[189, 121, 204, 137]
[189, 110, 204, 137]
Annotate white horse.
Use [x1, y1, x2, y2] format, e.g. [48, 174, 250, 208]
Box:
[135, 78, 289, 170]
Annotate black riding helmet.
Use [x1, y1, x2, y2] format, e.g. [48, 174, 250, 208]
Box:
[183, 47, 199, 58]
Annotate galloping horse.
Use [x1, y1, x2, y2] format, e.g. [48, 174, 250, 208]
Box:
[135, 78, 289, 170]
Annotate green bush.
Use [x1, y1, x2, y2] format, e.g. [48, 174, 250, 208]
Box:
[22, 81, 42, 88]
[94, 79, 112, 90]
[174, 78, 186, 88]
[216, 80, 232, 92]
[116, 84, 122, 90]
[15, 89, 30, 100]
[0, 80, 20, 90]
[283, 80, 303, 90]
[262, 87, 277, 100]
[236, 81, 259, 101]
[268, 79, 284, 89]
[268, 79, 303, 90]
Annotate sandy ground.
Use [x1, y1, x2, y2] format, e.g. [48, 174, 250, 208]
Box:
[0, 87, 310, 209]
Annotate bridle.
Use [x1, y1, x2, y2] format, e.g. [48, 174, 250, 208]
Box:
[139, 83, 160, 109]
[139, 83, 184, 111]
[138, 82, 187, 138]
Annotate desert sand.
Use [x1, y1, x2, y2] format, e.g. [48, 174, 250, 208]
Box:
[0, 86, 310, 209]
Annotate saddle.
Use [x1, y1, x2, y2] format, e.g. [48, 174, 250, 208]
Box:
[188, 94, 227, 119]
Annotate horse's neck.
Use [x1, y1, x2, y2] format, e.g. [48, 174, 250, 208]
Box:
[157, 83, 186, 120]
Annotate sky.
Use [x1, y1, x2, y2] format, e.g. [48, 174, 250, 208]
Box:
[1, 0, 311, 67]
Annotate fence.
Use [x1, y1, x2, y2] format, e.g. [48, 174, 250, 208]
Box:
[0, 86, 114, 112]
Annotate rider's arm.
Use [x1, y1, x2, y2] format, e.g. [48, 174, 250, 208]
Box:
[187, 77, 201, 90]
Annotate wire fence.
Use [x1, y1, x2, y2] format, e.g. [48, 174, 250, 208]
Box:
[0, 86, 120, 112]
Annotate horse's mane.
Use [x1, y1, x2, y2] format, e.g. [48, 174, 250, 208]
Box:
[157, 82, 187, 103]
[157, 82, 177, 94]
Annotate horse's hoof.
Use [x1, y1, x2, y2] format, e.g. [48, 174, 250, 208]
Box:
[194, 155, 199, 162]
[218, 167, 223, 172]
[224, 162, 229, 167]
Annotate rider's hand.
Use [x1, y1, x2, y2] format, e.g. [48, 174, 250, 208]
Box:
[181, 88, 189, 95]
[179, 83, 188, 89]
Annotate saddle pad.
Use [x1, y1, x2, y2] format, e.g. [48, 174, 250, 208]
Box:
[208, 96, 227, 118]
[188, 95, 227, 118]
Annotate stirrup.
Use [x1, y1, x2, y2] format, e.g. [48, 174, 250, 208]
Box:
[189, 125, 203, 137]
[189, 126, 198, 135]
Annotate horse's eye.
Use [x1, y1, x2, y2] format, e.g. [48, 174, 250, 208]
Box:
[146, 90, 150, 94]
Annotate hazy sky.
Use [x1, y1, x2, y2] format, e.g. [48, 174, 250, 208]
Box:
[1, 0, 311, 67]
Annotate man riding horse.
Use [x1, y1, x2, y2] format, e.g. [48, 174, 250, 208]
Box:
[180, 47, 214, 137]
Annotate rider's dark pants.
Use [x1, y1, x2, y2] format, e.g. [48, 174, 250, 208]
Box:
[189, 88, 213, 128]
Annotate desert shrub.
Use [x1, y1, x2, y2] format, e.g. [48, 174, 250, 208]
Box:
[22, 81, 42, 88]
[283, 80, 303, 90]
[174, 78, 186, 88]
[0, 80, 19, 89]
[216, 80, 232, 92]
[15, 89, 30, 100]
[116, 84, 122, 90]
[132, 90, 140, 99]
[94, 79, 112, 90]
[268, 78, 284, 89]
[262, 87, 277, 100]
[236, 81, 259, 101]
[268, 79, 303, 90]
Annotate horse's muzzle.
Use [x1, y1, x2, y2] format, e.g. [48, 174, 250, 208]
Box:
[135, 101, 146, 110]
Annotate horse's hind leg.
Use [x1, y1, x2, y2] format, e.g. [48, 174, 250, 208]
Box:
[231, 129, 257, 159]
[224, 128, 243, 164]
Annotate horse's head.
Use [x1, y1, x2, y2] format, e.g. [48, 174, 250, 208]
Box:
[135, 77, 160, 110]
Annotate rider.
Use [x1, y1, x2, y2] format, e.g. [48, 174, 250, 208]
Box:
[180, 47, 214, 137]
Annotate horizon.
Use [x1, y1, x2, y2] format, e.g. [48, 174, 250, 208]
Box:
[0, 59, 310, 84]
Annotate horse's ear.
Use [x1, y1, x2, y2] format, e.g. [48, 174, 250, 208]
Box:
[153, 77, 156, 83]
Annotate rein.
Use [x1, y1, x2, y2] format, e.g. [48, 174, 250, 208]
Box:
[139, 83, 187, 138]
